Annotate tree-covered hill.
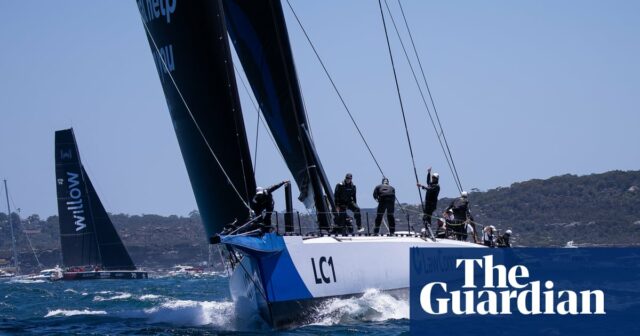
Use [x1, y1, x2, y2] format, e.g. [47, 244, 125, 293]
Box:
[455, 170, 640, 246]
[1, 170, 639, 272]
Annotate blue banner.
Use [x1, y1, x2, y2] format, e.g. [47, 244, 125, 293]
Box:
[410, 248, 640, 335]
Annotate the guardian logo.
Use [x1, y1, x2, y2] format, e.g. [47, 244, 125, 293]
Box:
[65, 172, 87, 232]
[420, 255, 605, 315]
[137, 0, 177, 24]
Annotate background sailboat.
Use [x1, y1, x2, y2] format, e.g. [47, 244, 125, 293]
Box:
[0, 180, 19, 279]
[54, 128, 148, 280]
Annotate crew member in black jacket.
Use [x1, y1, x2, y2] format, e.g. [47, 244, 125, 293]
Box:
[444, 191, 472, 240]
[373, 177, 396, 235]
[334, 173, 363, 233]
[417, 167, 440, 230]
[251, 180, 289, 228]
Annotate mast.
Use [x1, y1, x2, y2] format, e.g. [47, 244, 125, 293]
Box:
[3, 180, 19, 275]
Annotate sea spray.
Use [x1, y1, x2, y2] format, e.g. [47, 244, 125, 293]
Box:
[311, 289, 409, 326]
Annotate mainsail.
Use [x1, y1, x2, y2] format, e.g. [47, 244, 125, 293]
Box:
[137, 0, 257, 237]
[54, 129, 135, 270]
[222, 0, 334, 223]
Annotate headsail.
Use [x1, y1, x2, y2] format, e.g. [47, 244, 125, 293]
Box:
[55, 129, 101, 267]
[83, 166, 135, 270]
[55, 129, 135, 270]
[222, 0, 334, 222]
[136, 0, 257, 237]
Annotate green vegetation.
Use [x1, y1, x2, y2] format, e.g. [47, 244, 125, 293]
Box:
[1, 170, 639, 272]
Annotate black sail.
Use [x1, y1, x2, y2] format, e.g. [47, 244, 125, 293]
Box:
[222, 0, 334, 217]
[136, 0, 256, 237]
[83, 166, 135, 270]
[55, 129, 100, 267]
[55, 129, 136, 270]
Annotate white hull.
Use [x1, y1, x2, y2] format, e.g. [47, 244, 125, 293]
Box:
[224, 233, 482, 327]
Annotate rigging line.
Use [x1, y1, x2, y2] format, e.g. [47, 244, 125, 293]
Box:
[232, 63, 261, 174]
[397, 0, 464, 192]
[285, 0, 385, 177]
[140, 20, 250, 211]
[23, 229, 42, 268]
[377, 0, 424, 210]
[253, 104, 260, 174]
[285, 1, 415, 217]
[233, 63, 288, 170]
[382, 0, 462, 193]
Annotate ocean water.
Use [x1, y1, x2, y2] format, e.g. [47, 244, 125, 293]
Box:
[0, 274, 408, 335]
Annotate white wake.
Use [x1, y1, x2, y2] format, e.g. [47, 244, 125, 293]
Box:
[310, 289, 409, 325]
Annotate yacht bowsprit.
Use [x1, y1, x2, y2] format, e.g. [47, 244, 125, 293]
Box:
[137, 0, 494, 328]
[55, 129, 148, 280]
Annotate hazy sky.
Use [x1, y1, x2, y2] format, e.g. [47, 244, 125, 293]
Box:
[1, 1, 638, 218]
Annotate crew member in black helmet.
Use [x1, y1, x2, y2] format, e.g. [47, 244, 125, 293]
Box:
[334, 173, 363, 233]
[373, 177, 396, 235]
[417, 166, 440, 232]
[251, 180, 289, 228]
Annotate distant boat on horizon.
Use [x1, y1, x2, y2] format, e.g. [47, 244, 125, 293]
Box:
[54, 128, 147, 280]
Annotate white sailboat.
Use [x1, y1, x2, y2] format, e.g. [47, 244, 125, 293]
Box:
[1, 180, 19, 280]
[137, 0, 491, 328]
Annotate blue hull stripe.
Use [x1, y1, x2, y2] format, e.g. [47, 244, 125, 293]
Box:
[223, 233, 312, 302]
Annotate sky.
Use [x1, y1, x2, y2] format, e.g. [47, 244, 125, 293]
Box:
[0, 0, 638, 218]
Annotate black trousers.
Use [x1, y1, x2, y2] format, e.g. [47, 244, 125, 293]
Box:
[374, 197, 395, 234]
[449, 220, 467, 241]
[423, 205, 436, 226]
[336, 201, 362, 228]
[260, 205, 274, 227]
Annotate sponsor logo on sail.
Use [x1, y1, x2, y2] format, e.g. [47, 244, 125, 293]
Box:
[65, 172, 87, 232]
[60, 149, 72, 160]
[137, 0, 177, 24]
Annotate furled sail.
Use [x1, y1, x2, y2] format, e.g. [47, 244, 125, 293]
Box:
[136, 0, 257, 237]
[222, 0, 334, 217]
[54, 129, 135, 270]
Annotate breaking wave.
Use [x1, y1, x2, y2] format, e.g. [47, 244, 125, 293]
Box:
[45, 309, 107, 317]
[310, 289, 409, 326]
[123, 299, 235, 328]
[138, 294, 163, 301]
[8, 279, 46, 284]
[93, 292, 132, 302]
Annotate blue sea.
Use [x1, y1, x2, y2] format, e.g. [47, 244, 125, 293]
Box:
[0, 274, 408, 335]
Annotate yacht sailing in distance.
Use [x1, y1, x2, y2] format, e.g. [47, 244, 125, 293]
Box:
[54, 129, 147, 280]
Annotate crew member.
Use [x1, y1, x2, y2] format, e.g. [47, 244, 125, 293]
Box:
[497, 229, 512, 247]
[334, 173, 363, 233]
[251, 180, 290, 229]
[417, 167, 440, 232]
[444, 191, 471, 241]
[373, 177, 396, 235]
[483, 225, 497, 247]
